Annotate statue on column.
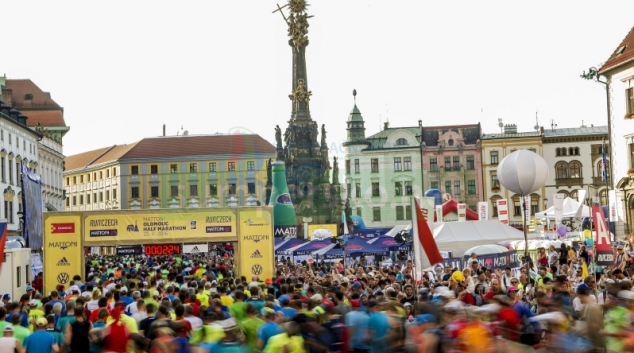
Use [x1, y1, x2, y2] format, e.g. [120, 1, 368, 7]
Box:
[275, 125, 282, 149]
[332, 156, 339, 185]
[321, 124, 327, 147]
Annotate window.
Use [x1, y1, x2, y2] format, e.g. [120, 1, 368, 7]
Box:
[405, 205, 412, 220]
[228, 162, 236, 171]
[93, 193, 97, 203]
[247, 161, 255, 171]
[93, 172, 97, 180]
[492, 175, 500, 189]
[454, 180, 460, 195]
[404, 181, 413, 195]
[448, 139, 454, 146]
[373, 207, 381, 221]
[73, 176, 77, 184]
[467, 180, 476, 194]
[151, 165, 158, 174]
[190, 163, 197, 173]
[228, 183, 236, 194]
[66, 198, 69, 207]
[79, 195, 83, 205]
[491, 151, 499, 164]
[394, 157, 402, 171]
[372, 182, 380, 197]
[556, 148, 561, 156]
[106, 169, 110, 178]
[105, 190, 110, 201]
[354, 159, 360, 173]
[571, 190, 578, 202]
[345, 160, 350, 174]
[80, 175, 84, 183]
[430, 158, 438, 171]
[131, 187, 139, 198]
[355, 183, 361, 198]
[396, 138, 408, 146]
[209, 163, 217, 172]
[347, 183, 351, 198]
[15, 138, 18, 149]
[171, 186, 179, 197]
[453, 157, 460, 170]
[569, 162, 581, 178]
[72, 196, 76, 206]
[16, 266, 20, 288]
[466, 156, 474, 170]
[170, 164, 178, 173]
[16, 162, 19, 184]
[113, 188, 117, 199]
[131, 166, 139, 175]
[445, 181, 452, 195]
[395, 181, 403, 196]
[357, 207, 362, 216]
[371, 159, 379, 173]
[444, 157, 451, 170]
[556, 163, 568, 179]
[8, 134, 10, 145]
[431, 181, 439, 189]
[87, 174, 90, 182]
[6, 201, 12, 224]
[396, 206, 404, 220]
[87, 194, 91, 204]
[3, 159, 8, 183]
[190, 184, 198, 196]
[404, 157, 412, 171]
[531, 199, 538, 215]
[210, 184, 218, 195]
[8, 162, 12, 184]
[113, 168, 117, 177]
[627, 87, 634, 115]
[248, 182, 255, 194]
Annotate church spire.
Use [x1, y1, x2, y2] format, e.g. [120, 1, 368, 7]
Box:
[344, 89, 370, 148]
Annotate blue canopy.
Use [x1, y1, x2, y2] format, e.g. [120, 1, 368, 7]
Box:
[312, 244, 344, 261]
[343, 237, 390, 257]
[290, 239, 333, 256]
[275, 238, 285, 246]
[369, 235, 412, 251]
[275, 238, 306, 255]
[354, 228, 392, 237]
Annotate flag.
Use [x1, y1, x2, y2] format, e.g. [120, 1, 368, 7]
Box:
[582, 258, 589, 279]
[0, 221, 7, 273]
[412, 198, 443, 271]
[602, 145, 608, 183]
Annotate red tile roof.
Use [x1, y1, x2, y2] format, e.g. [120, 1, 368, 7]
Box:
[599, 25, 634, 74]
[120, 134, 275, 160]
[65, 146, 112, 171]
[5, 79, 61, 108]
[21, 110, 65, 127]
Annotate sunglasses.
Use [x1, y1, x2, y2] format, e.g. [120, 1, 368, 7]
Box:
[511, 281, 518, 284]
[618, 249, 624, 251]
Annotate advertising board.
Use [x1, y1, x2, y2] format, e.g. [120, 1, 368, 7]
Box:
[238, 208, 274, 280]
[44, 214, 83, 294]
[307, 224, 337, 240]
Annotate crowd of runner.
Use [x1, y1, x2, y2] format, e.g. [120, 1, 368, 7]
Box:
[3, 241, 634, 352]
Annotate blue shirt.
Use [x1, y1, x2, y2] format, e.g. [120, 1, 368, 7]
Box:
[48, 300, 66, 312]
[120, 296, 134, 306]
[345, 310, 370, 350]
[6, 312, 29, 328]
[257, 321, 281, 348]
[24, 330, 56, 353]
[279, 307, 297, 319]
[367, 311, 390, 353]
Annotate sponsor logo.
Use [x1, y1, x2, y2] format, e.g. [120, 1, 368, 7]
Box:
[89, 219, 119, 227]
[275, 193, 293, 205]
[382, 240, 395, 245]
[50, 223, 75, 234]
[251, 264, 263, 275]
[190, 246, 201, 253]
[56, 257, 70, 266]
[597, 253, 614, 262]
[49, 242, 77, 250]
[243, 219, 268, 226]
[57, 272, 69, 284]
[126, 221, 139, 232]
[116, 247, 141, 255]
[206, 216, 232, 223]
[485, 258, 493, 268]
[311, 243, 327, 248]
[244, 234, 269, 243]
[90, 230, 117, 237]
[274, 226, 296, 237]
[206, 226, 232, 233]
[190, 221, 197, 230]
[250, 250, 263, 258]
[345, 245, 363, 250]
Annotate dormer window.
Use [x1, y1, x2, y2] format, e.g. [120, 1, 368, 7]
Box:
[448, 139, 454, 146]
[24, 94, 33, 101]
[396, 138, 408, 146]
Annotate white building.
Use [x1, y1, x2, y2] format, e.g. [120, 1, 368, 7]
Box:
[598, 25, 634, 237]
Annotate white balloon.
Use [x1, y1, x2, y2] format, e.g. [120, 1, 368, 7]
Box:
[497, 150, 549, 195]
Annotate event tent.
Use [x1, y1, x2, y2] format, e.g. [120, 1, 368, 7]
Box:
[463, 244, 510, 256]
[288, 239, 332, 256]
[275, 238, 305, 255]
[534, 197, 590, 219]
[433, 220, 527, 255]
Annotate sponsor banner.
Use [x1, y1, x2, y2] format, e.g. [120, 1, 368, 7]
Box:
[274, 225, 297, 239]
[239, 208, 274, 280]
[21, 162, 43, 249]
[521, 195, 531, 225]
[478, 202, 488, 221]
[592, 205, 613, 265]
[458, 203, 467, 222]
[307, 224, 337, 241]
[115, 246, 143, 256]
[43, 214, 83, 295]
[183, 243, 208, 254]
[433, 257, 464, 272]
[554, 193, 565, 226]
[30, 254, 43, 282]
[83, 209, 237, 244]
[435, 206, 443, 223]
[462, 251, 522, 270]
[497, 199, 509, 224]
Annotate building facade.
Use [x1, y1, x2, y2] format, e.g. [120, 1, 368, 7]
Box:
[1, 78, 68, 212]
[542, 126, 609, 208]
[598, 25, 634, 237]
[481, 124, 545, 225]
[64, 134, 275, 211]
[0, 101, 42, 236]
[421, 124, 483, 210]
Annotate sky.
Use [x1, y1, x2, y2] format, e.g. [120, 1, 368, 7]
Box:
[2, 1, 634, 158]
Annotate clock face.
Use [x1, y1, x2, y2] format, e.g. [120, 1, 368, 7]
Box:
[144, 244, 182, 256]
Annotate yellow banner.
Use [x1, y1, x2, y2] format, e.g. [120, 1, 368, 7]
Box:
[307, 224, 338, 240]
[83, 209, 237, 245]
[43, 214, 83, 295]
[238, 208, 274, 281]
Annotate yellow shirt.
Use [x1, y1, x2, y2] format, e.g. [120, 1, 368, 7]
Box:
[106, 314, 139, 333]
[196, 293, 209, 306]
[221, 295, 234, 306]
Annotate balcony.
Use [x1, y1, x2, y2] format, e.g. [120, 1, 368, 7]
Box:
[592, 176, 608, 185]
[555, 177, 583, 188]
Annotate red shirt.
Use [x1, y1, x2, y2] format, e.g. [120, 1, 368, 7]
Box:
[103, 322, 130, 353]
[174, 317, 192, 338]
[89, 307, 110, 322]
[497, 308, 520, 341]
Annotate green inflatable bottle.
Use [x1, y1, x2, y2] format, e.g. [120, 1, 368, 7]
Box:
[269, 161, 297, 238]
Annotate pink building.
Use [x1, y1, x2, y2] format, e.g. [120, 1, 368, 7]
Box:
[420, 124, 483, 211]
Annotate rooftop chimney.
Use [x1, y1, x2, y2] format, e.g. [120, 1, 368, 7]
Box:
[163, 124, 166, 137]
[1, 88, 12, 106]
[383, 121, 389, 130]
[503, 124, 517, 134]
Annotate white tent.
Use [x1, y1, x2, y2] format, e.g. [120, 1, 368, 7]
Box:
[384, 224, 411, 237]
[534, 197, 590, 219]
[463, 244, 509, 257]
[433, 220, 527, 255]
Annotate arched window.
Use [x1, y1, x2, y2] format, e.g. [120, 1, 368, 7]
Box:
[569, 147, 574, 156]
[396, 138, 408, 146]
[447, 139, 454, 146]
[556, 148, 560, 156]
[561, 148, 567, 156]
[491, 195, 502, 217]
[599, 189, 608, 206]
[558, 190, 570, 198]
[575, 147, 580, 155]
[556, 162, 568, 179]
[569, 162, 581, 178]
[570, 190, 578, 201]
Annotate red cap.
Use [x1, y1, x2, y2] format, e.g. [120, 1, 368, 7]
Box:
[323, 300, 334, 309]
[265, 278, 272, 284]
[484, 291, 497, 300]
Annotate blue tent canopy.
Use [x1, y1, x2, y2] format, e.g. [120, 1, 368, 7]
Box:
[343, 238, 390, 257]
[290, 239, 333, 256]
[275, 238, 306, 255]
[369, 235, 412, 251]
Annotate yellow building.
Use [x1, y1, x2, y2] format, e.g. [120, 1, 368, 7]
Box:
[481, 124, 545, 224]
[64, 134, 275, 211]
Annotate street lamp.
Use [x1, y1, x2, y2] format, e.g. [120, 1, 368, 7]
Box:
[544, 197, 548, 210]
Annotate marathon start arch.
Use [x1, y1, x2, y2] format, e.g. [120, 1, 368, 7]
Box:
[43, 207, 273, 294]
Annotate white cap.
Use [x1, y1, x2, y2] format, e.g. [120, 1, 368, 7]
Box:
[120, 288, 128, 293]
[618, 290, 634, 301]
[311, 294, 322, 303]
[211, 280, 217, 284]
[153, 291, 160, 297]
[69, 285, 79, 292]
[29, 299, 37, 307]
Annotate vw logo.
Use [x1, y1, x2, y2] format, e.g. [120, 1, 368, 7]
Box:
[57, 272, 69, 284]
[251, 264, 263, 276]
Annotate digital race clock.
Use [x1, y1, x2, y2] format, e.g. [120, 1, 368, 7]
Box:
[144, 244, 182, 256]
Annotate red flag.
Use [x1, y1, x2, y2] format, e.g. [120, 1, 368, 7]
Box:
[0, 221, 8, 273]
[414, 198, 443, 267]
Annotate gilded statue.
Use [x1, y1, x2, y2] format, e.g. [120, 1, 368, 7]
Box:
[288, 78, 312, 110]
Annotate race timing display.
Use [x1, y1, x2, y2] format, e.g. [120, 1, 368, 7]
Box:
[144, 244, 182, 256]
